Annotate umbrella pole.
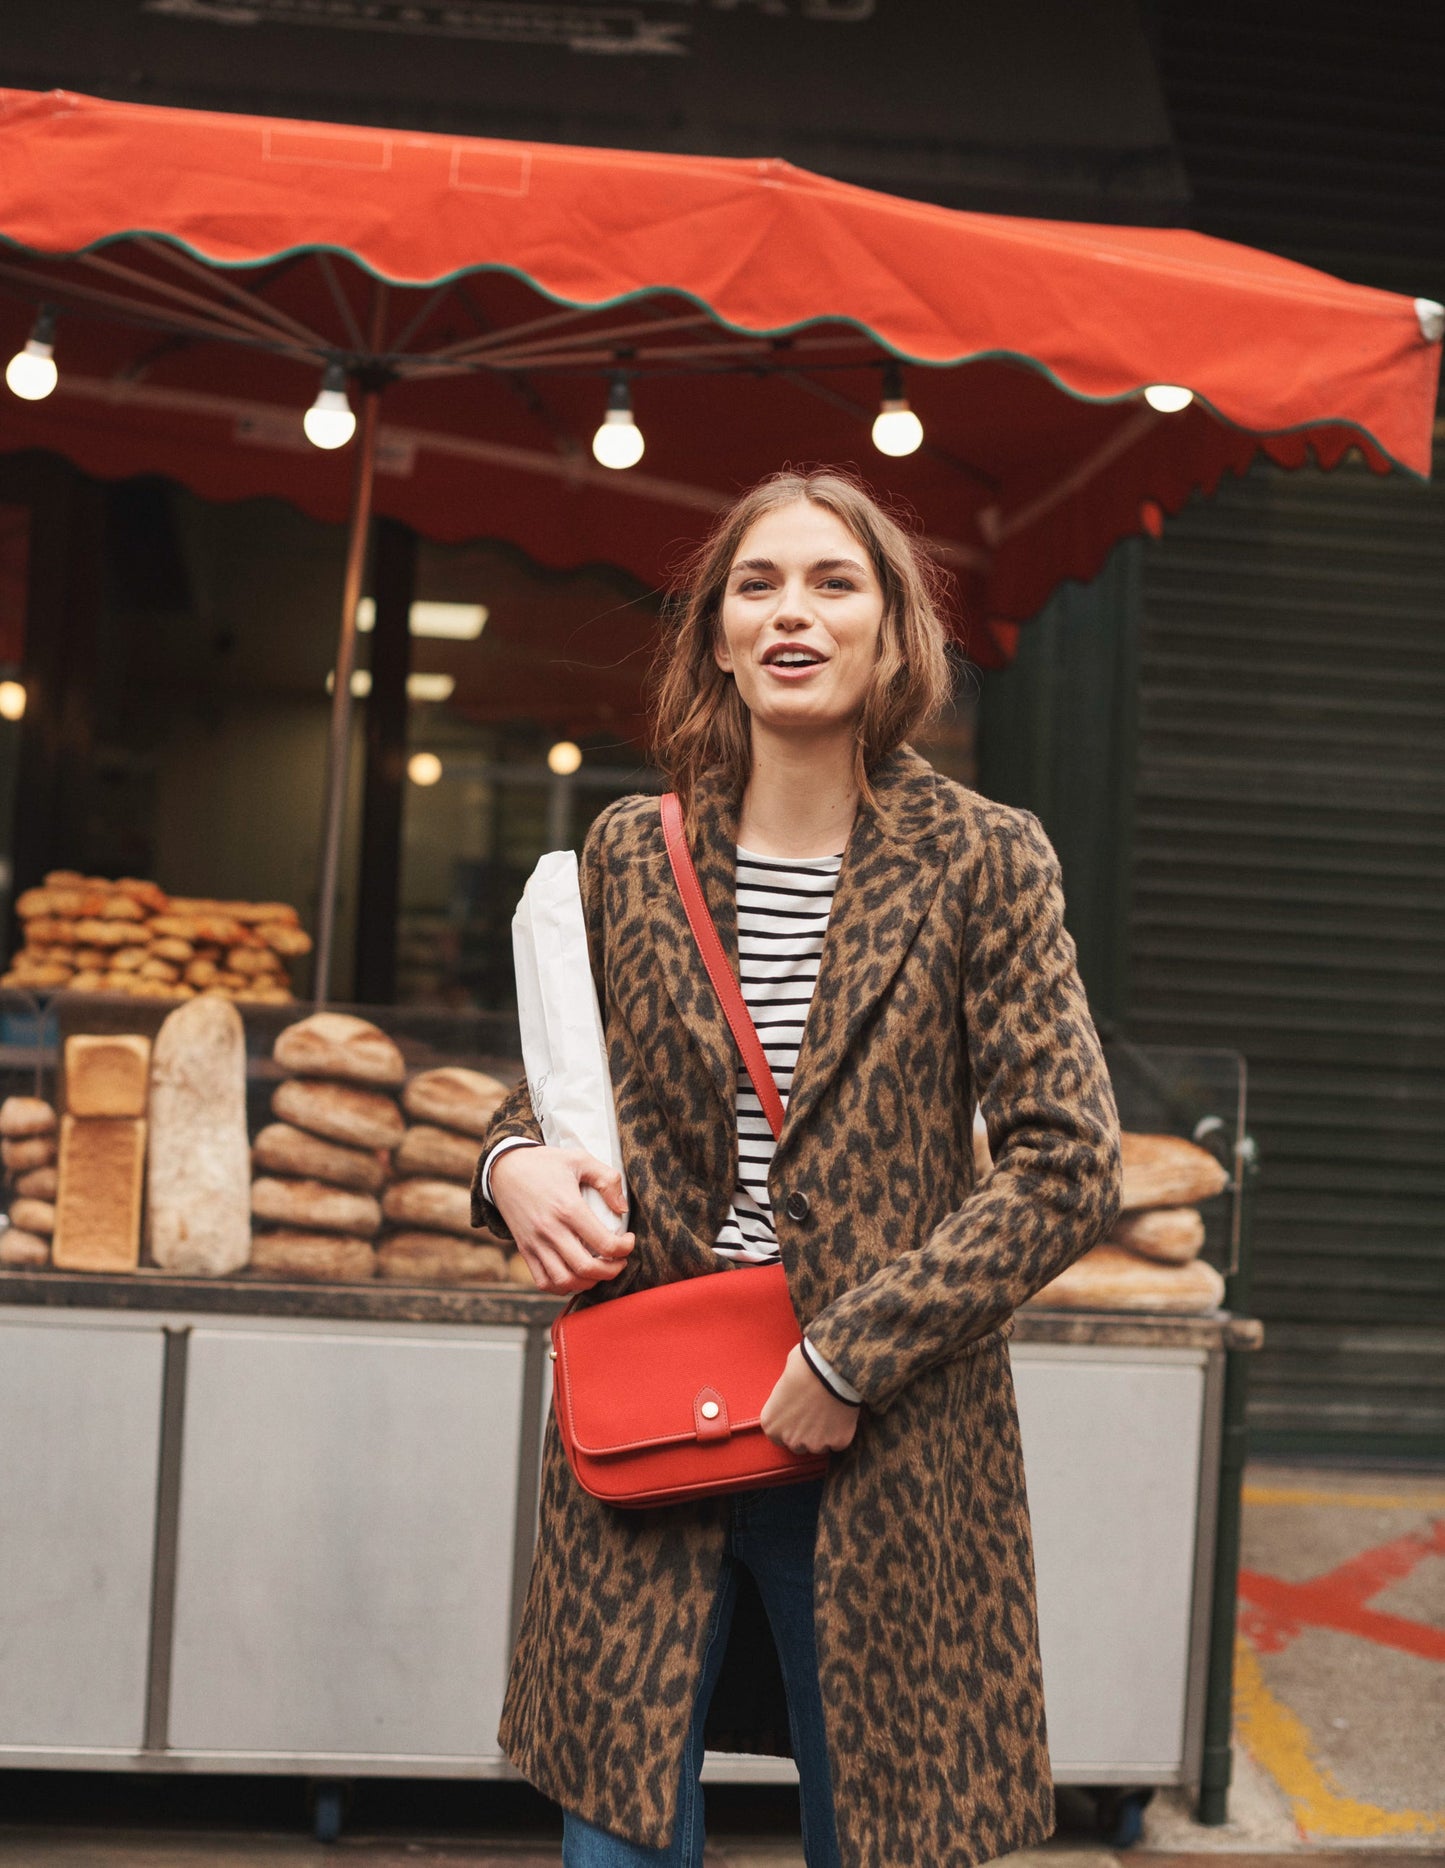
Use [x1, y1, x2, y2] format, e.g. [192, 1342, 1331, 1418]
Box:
[311, 381, 381, 1006]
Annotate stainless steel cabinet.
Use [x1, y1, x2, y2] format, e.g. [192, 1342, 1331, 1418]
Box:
[0, 1314, 166, 1751]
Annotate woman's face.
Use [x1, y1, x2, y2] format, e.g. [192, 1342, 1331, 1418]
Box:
[715, 500, 885, 738]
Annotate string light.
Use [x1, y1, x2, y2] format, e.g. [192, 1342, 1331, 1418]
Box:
[547, 740, 583, 775]
[1144, 384, 1194, 413]
[303, 362, 357, 449]
[0, 680, 27, 721]
[592, 374, 644, 470]
[871, 361, 923, 457]
[5, 307, 58, 402]
[408, 752, 443, 786]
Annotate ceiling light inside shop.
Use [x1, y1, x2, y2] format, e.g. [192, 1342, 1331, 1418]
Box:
[547, 740, 583, 776]
[408, 751, 443, 786]
[354, 599, 488, 639]
[325, 668, 373, 697]
[0, 680, 27, 721]
[5, 307, 58, 402]
[406, 673, 456, 703]
[1143, 384, 1194, 413]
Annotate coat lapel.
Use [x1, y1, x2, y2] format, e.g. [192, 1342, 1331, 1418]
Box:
[779, 743, 946, 1153]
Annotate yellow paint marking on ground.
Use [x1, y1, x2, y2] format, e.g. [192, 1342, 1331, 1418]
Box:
[1242, 1484, 1445, 1510]
[1232, 1634, 1445, 1840]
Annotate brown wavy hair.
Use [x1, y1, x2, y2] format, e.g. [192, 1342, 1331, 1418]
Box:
[646, 469, 955, 831]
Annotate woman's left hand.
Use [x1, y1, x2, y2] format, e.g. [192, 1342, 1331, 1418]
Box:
[760, 1345, 862, 1456]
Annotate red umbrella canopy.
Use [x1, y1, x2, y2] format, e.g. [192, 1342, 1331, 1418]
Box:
[0, 86, 1439, 667]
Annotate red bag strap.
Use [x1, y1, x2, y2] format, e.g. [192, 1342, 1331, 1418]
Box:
[660, 792, 785, 1143]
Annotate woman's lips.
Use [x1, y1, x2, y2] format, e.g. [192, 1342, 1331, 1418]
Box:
[762, 658, 826, 681]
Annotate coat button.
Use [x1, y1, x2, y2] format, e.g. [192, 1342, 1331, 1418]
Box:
[785, 1191, 810, 1222]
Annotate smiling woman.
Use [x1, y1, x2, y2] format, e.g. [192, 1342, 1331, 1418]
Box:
[474, 464, 1122, 1868]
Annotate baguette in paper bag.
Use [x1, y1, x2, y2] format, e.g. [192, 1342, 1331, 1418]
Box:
[512, 850, 628, 1233]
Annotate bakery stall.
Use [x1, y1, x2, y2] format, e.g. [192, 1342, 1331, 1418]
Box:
[0, 946, 1260, 1848]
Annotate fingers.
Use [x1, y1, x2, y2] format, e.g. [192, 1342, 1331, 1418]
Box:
[573, 1154, 629, 1217]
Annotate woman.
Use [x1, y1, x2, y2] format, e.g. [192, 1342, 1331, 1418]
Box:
[472, 469, 1123, 1868]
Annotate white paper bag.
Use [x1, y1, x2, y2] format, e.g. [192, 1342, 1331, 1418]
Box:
[512, 850, 627, 1232]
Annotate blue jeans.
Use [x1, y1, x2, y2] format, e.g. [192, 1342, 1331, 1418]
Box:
[561, 1475, 842, 1868]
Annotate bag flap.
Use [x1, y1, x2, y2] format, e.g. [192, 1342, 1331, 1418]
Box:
[552, 1262, 803, 1458]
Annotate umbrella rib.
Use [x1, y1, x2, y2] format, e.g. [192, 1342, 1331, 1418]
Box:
[0, 260, 318, 360]
[428, 309, 717, 367]
[422, 296, 653, 363]
[134, 238, 333, 348]
[999, 406, 1159, 540]
[75, 249, 314, 351]
[315, 251, 369, 353]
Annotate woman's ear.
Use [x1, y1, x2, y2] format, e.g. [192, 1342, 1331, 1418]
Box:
[713, 628, 733, 675]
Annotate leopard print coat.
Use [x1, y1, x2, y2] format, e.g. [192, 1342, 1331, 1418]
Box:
[471, 742, 1123, 1868]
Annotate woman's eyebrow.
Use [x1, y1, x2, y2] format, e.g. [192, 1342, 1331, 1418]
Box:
[729, 556, 869, 576]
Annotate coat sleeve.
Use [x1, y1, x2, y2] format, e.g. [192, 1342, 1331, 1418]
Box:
[469, 799, 618, 1240]
[802, 807, 1123, 1413]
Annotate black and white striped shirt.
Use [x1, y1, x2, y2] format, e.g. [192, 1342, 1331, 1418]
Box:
[715, 843, 843, 1260]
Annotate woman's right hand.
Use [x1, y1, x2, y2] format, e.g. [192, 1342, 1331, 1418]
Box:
[490, 1145, 636, 1295]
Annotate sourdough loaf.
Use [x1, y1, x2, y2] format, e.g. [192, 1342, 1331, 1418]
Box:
[273, 1012, 406, 1087]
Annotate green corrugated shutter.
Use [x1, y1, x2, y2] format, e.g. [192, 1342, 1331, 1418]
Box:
[1128, 446, 1445, 1461]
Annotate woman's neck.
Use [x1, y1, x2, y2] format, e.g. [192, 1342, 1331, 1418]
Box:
[735, 724, 859, 859]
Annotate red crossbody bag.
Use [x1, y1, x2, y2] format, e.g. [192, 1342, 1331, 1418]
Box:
[547, 792, 830, 1509]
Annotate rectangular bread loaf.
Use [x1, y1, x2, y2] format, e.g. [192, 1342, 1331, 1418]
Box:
[65, 1033, 152, 1119]
[51, 1115, 147, 1271]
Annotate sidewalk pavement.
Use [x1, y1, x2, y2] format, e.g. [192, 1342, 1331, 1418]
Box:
[0, 1461, 1439, 1866]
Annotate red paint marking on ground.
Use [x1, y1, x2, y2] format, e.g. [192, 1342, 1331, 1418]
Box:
[1237, 1518, 1445, 1664]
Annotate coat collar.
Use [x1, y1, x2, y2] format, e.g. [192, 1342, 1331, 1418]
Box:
[652, 741, 947, 1156]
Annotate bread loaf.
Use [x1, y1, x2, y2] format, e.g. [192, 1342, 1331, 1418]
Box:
[1109, 1207, 1206, 1264]
[381, 1177, 472, 1235]
[401, 1067, 509, 1137]
[249, 1230, 375, 1283]
[65, 1033, 152, 1118]
[2, 1134, 57, 1172]
[0, 1096, 57, 1138]
[251, 1176, 382, 1238]
[9, 1197, 55, 1236]
[272, 1078, 405, 1151]
[147, 997, 251, 1276]
[52, 1115, 147, 1272]
[14, 1165, 58, 1200]
[1027, 1243, 1225, 1313]
[252, 1122, 390, 1193]
[376, 1232, 507, 1284]
[1120, 1132, 1229, 1210]
[394, 1123, 480, 1184]
[0, 1226, 50, 1267]
[273, 1013, 406, 1087]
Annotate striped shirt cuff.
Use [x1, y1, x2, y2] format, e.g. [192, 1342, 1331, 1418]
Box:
[801, 1335, 863, 1407]
[479, 1135, 542, 1206]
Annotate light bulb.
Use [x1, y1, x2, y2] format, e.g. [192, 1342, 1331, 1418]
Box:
[592, 374, 644, 470]
[871, 361, 923, 457]
[324, 668, 372, 698]
[1143, 384, 1194, 414]
[6, 308, 57, 402]
[0, 680, 27, 721]
[304, 362, 357, 450]
[408, 751, 443, 786]
[548, 740, 583, 776]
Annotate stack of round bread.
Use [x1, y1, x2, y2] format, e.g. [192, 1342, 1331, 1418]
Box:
[0, 1096, 59, 1267]
[1028, 1131, 1229, 1312]
[1, 871, 311, 1002]
[249, 1013, 406, 1283]
[382, 1066, 512, 1284]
